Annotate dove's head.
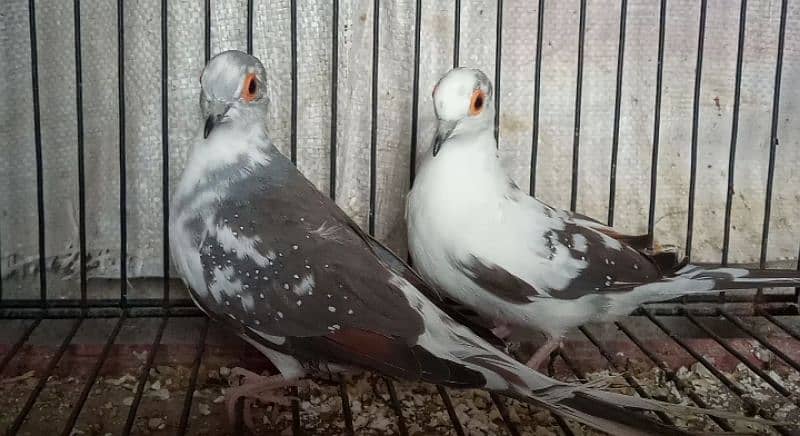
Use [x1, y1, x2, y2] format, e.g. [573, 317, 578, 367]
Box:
[430, 68, 493, 156]
[200, 50, 268, 138]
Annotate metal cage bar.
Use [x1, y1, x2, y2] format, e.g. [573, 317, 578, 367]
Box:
[721, 0, 748, 267]
[453, 0, 461, 68]
[290, 386, 302, 435]
[290, 0, 298, 164]
[684, 0, 708, 259]
[60, 315, 127, 436]
[759, 0, 789, 302]
[121, 316, 169, 436]
[529, 0, 544, 195]
[337, 377, 355, 435]
[608, 0, 628, 226]
[615, 320, 735, 432]
[493, 0, 503, 139]
[73, 0, 88, 311]
[489, 393, 521, 436]
[0, 319, 41, 375]
[682, 309, 797, 402]
[27, 0, 47, 309]
[161, 0, 171, 307]
[578, 326, 675, 426]
[383, 378, 409, 436]
[569, 0, 587, 213]
[368, 0, 380, 235]
[329, 0, 339, 199]
[408, 0, 422, 185]
[436, 385, 465, 436]
[641, 308, 793, 435]
[117, 0, 128, 308]
[177, 317, 210, 435]
[7, 319, 83, 435]
[646, 0, 668, 236]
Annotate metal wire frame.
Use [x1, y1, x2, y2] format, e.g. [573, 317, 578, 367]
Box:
[3, 0, 798, 435]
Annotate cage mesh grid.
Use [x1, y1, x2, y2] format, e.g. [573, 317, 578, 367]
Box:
[0, 0, 798, 435]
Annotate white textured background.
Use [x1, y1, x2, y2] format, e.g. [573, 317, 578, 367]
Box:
[0, 0, 798, 300]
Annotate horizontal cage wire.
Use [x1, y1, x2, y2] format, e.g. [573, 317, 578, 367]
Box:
[0, 0, 798, 435]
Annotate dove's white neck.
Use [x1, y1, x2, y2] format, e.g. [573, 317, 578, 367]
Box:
[414, 127, 509, 200]
[174, 117, 270, 203]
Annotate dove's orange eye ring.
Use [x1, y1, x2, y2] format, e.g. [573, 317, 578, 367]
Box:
[242, 73, 258, 102]
[469, 89, 485, 116]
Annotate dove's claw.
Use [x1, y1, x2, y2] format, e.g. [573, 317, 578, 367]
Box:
[224, 369, 301, 430]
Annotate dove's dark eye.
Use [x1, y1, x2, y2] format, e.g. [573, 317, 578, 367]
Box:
[469, 90, 485, 116]
[242, 73, 258, 102]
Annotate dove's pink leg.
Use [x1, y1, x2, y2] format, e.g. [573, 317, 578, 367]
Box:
[525, 336, 563, 370]
[225, 367, 303, 429]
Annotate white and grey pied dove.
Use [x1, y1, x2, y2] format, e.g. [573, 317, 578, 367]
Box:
[406, 67, 800, 369]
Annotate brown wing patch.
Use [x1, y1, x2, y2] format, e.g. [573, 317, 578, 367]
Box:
[290, 327, 486, 387]
[642, 244, 688, 276]
[569, 212, 688, 277]
[592, 228, 653, 251]
[457, 255, 540, 304]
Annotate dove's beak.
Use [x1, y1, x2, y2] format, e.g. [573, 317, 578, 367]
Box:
[432, 120, 457, 157]
[203, 115, 217, 139]
[203, 104, 231, 139]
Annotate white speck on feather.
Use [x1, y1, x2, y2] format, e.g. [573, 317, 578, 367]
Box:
[328, 306, 336, 312]
[311, 221, 345, 242]
[214, 225, 274, 267]
[208, 266, 243, 302]
[292, 274, 316, 296]
[571, 233, 588, 252]
[240, 292, 255, 311]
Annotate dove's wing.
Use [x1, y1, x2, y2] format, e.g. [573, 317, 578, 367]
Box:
[195, 147, 491, 386]
[450, 194, 690, 303]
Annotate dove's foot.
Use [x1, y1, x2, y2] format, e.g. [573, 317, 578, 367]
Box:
[225, 367, 303, 430]
[525, 338, 562, 370]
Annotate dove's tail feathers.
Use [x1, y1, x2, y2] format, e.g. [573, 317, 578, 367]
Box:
[506, 386, 690, 436]
[499, 369, 775, 436]
[677, 265, 800, 291]
[615, 265, 800, 308]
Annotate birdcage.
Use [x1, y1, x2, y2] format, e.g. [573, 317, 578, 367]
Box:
[0, 0, 798, 434]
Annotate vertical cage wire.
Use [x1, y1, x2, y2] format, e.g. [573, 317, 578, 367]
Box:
[684, 0, 708, 260]
[161, 0, 171, 307]
[117, 0, 128, 308]
[568, 0, 587, 213]
[493, 0, 503, 139]
[759, 0, 789, 286]
[608, 0, 628, 227]
[27, 0, 47, 308]
[529, 0, 544, 196]
[645, 0, 668, 235]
